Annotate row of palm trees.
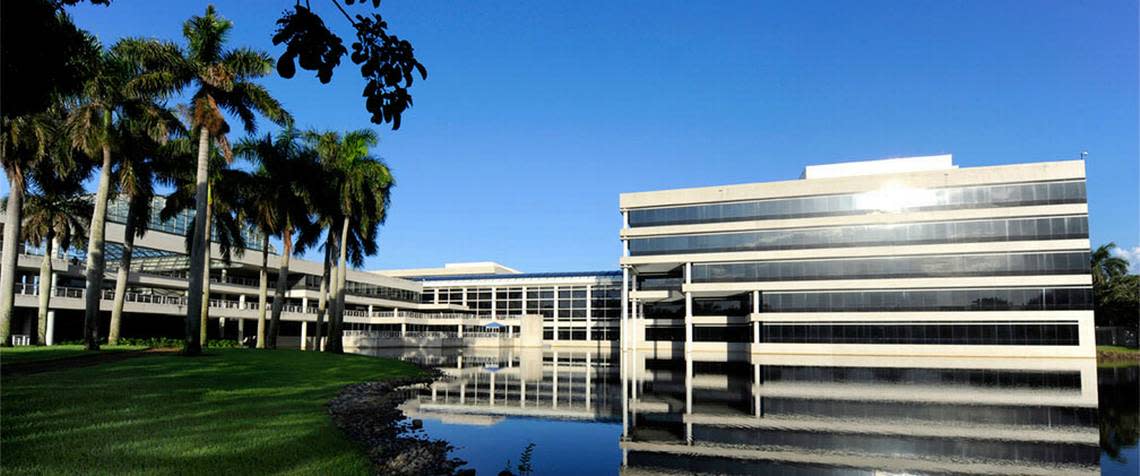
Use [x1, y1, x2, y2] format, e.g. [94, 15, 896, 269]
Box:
[0, 6, 394, 355]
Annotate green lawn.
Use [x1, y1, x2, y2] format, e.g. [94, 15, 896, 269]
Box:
[1, 348, 423, 475]
[0, 344, 146, 364]
[1098, 345, 1140, 354]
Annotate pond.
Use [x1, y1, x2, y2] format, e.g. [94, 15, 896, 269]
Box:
[361, 348, 1139, 475]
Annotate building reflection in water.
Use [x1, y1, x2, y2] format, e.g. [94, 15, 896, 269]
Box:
[365, 348, 1102, 475]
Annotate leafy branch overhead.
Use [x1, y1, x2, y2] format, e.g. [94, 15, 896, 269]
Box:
[273, 1, 427, 129]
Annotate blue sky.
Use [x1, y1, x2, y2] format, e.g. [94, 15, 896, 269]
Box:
[11, 0, 1139, 272]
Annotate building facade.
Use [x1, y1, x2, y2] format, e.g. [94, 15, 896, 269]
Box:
[619, 155, 1095, 357]
[1, 155, 1096, 357]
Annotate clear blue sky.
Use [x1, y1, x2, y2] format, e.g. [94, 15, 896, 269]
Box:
[16, 0, 1140, 272]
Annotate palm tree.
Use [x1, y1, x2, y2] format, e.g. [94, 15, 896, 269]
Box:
[107, 119, 182, 345]
[0, 113, 56, 346]
[305, 130, 393, 353]
[68, 43, 176, 351]
[161, 141, 249, 346]
[235, 130, 318, 349]
[122, 6, 291, 355]
[1092, 243, 1130, 289]
[19, 163, 92, 345]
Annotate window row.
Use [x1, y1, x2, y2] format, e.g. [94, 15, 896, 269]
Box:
[759, 366, 1082, 389]
[760, 323, 1080, 346]
[628, 180, 1086, 227]
[762, 287, 1092, 312]
[692, 251, 1090, 283]
[629, 216, 1088, 256]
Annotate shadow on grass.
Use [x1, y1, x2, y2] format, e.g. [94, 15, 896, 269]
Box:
[2, 349, 422, 475]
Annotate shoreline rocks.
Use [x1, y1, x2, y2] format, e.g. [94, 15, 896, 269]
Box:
[327, 373, 467, 476]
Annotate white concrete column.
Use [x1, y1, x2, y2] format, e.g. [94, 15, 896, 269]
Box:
[684, 263, 693, 348]
[520, 378, 526, 408]
[400, 322, 407, 337]
[300, 320, 308, 350]
[239, 294, 246, 310]
[753, 321, 760, 344]
[367, 304, 374, 317]
[238, 318, 245, 341]
[685, 354, 693, 444]
[491, 286, 497, 317]
[45, 310, 56, 346]
[754, 362, 762, 418]
[301, 297, 308, 313]
[752, 290, 760, 314]
[552, 285, 559, 341]
[457, 324, 464, 338]
[620, 268, 629, 350]
[585, 285, 593, 342]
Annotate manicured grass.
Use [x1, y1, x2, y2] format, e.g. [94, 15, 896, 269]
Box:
[1098, 345, 1140, 354]
[0, 344, 146, 364]
[1, 348, 423, 475]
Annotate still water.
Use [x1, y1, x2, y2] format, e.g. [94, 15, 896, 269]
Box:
[362, 348, 1139, 475]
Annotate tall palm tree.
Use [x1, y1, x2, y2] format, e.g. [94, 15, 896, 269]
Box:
[235, 130, 318, 349]
[1092, 243, 1130, 289]
[107, 119, 182, 345]
[161, 142, 249, 346]
[19, 163, 92, 345]
[305, 130, 393, 353]
[0, 113, 56, 346]
[69, 43, 176, 351]
[123, 6, 291, 355]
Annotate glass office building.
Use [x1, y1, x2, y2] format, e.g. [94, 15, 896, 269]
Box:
[619, 155, 1095, 357]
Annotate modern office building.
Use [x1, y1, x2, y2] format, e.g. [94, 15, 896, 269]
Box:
[377, 264, 623, 344]
[620, 155, 1094, 357]
[1, 154, 1096, 357]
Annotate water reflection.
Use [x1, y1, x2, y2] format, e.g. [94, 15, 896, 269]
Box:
[360, 348, 1133, 475]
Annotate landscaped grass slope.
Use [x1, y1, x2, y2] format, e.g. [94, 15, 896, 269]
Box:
[1, 348, 423, 475]
[0, 344, 145, 364]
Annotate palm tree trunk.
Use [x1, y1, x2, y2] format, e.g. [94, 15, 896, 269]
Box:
[184, 128, 211, 356]
[312, 243, 331, 351]
[35, 231, 55, 346]
[325, 225, 343, 353]
[256, 235, 269, 349]
[108, 201, 138, 345]
[0, 168, 24, 346]
[268, 224, 293, 349]
[329, 217, 351, 354]
[199, 187, 213, 345]
[82, 137, 114, 351]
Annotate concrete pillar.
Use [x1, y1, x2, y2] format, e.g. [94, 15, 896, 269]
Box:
[238, 318, 245, 341]
[754, 362, 762, 418]
[491, 286, 497, 317]
[508, 325, 513, 339]
[685, 354, 693, 444]
[621, 268, 629, 350]
[753, 321, 760, 344]
[219, 318, 226, 340]
[457, 324, 464, 338]
[368, 304, 374, 317]
[400, 322, 407, 337]
[684, 263, 693, 348]
[45, 310, 56, 346]
[552, 285, 559, 341]
[586, 285, 593, 342]
[520, 378, 526, 407]
[301, 297, 308, 313]
[300, 321, 308, 350]
[239, 294, 246, 310]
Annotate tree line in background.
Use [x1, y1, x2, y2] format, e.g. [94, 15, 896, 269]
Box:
[1091, 243, 1139, 331]
[1, 1, 419, 355]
